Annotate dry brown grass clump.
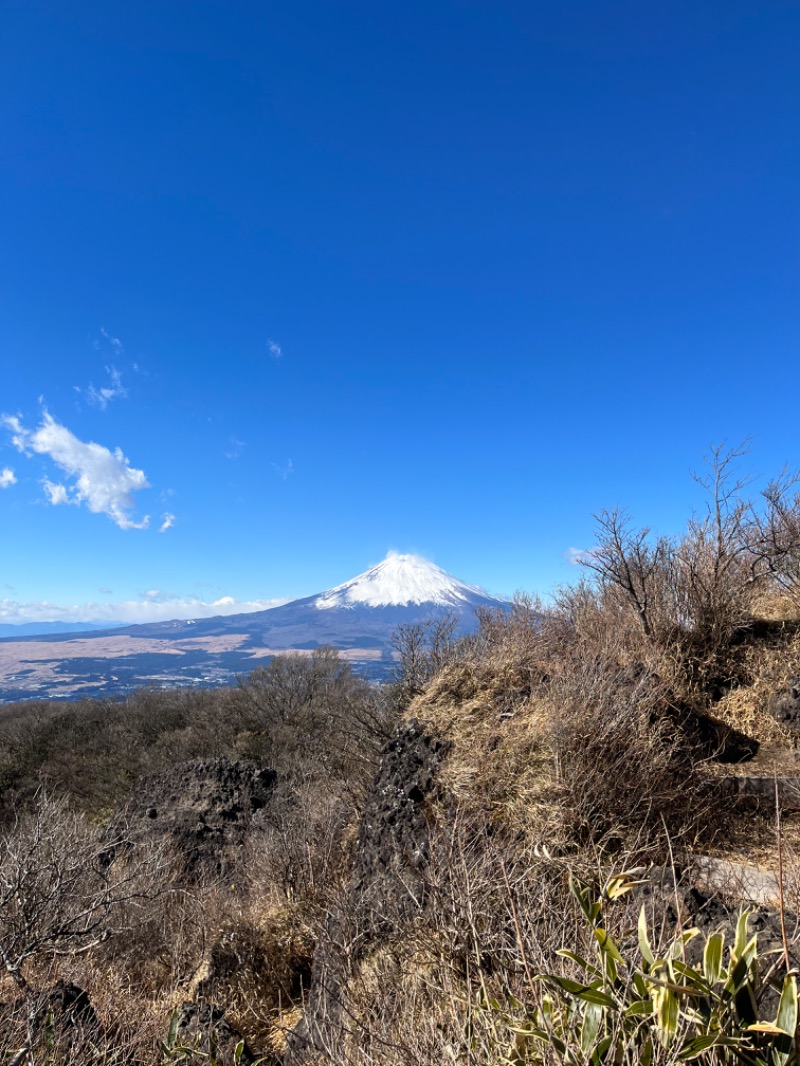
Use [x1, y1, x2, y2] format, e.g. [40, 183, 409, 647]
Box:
[406, 601, 723, 865]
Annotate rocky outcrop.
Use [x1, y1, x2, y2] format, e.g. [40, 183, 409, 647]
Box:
[348, 719, 452, 931]
[769, 678, 800, 733]
[107, 757, 277, 877]
[284, 719, 450, 1063]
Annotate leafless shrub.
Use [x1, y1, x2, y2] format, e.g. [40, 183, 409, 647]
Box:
[574, 443, 786, 713]
[750, 468, 800, 608]
[545, 654, 718, 856]
[581, 508, 676, 642]
[235, 647, 391, 791]
[391, 611, 463, 709]
[0, 790, 166, 993]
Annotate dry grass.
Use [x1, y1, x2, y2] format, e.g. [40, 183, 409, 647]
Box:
[410, 659, 556, 837]
[712, 627, 800, 749]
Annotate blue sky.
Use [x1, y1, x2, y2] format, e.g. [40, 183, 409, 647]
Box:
[1, 0, 798, 623]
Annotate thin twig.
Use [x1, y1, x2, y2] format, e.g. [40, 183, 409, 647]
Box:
[775, 773, 790, 972]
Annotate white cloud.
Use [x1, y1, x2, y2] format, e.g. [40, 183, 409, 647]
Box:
[2, 411, 150, 529]
[42, 479, 74, 506]
[272, 458, 294, 480]
[0, 467, 16, 489]
[159, 512, 176, 533]
[76, 365, 128, 410]
[267, 339, 283, 359]
[0, 592, 290, 626]
[564, 546, 596, 566]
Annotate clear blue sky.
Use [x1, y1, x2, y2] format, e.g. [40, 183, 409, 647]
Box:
[1, 0, 798, 623]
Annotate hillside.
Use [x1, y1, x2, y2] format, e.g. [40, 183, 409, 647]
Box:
[3, 458, 800, 1063]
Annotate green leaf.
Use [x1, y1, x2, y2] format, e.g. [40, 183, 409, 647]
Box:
[590, 1034, 614, 1065]
[703, 931, 724, 986]
[668, 929, 700, 960]
[771, 975, 798, 1066]
[569, 875, 599, 924]
[734, 982, 758, 1028]
[639, 906, 655, 966]
[625, 999, 654, 1017]
[594, 928, 624, 963]
[557, 948, 601, 977]
[653, 986, 679, 1046]
[671, 960, 708, 989]
[605, 874, 636, 901]
[550, 975, 594, 996]
[677, 1034, 724, 1060]
[776, 974, 798, 1036]
[677, 1034, 745, 1059]
[581, 1003, 601, 1053]
[726, 955, 751, 995]
[575, 988, 616, 1008]
[733, 910, 751, 960]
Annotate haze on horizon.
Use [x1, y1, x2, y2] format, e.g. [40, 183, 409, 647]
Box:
[2, 1, 797, 627]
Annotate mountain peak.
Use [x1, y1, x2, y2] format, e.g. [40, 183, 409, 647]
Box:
[313, 551, 491, 610]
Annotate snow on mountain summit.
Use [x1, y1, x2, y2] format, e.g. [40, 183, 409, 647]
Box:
[313, 552, 491, 610]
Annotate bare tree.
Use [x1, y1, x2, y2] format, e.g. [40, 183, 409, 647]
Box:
[582, 444, 761, 651]
[749, 467, 800, 604]
[0, 790, 162, 992]
[391, 612, 460, 708]
[580, 508, 673, 640]
[673, 440, 759, 647]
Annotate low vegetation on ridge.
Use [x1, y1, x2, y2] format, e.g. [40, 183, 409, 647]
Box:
[3, 445, 800, 1063]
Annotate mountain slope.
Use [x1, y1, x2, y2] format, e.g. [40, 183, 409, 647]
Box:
[120, 553, 505, 645]
[0, 554, 508, 701]
[0, 621, 127, 638]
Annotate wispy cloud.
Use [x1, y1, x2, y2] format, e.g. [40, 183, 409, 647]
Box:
[225, 436, 245, 460]
[267, 339, 283, 359]
[76, 365, 128, 410]
[564, 546, 596, 566]
[42, 479, 74, 506]
[0, 591, 290, 626]
[96, 328, 124, 357]
[159, 512, 175, 533]
[0, 467, 16, 489]
[271, 458, 294, 480]
[2, 411, 150, 530]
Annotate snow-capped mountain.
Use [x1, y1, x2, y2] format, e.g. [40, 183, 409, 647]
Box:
[0, 554, 509, 701]
[314, 552, 492, 610]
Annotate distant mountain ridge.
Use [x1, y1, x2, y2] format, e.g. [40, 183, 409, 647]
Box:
[0, 554, 509, 701]
[0, 620, 127, 639]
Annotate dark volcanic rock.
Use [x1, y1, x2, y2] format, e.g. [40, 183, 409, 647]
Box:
[284, 719, 451, 1063]
[634, 864, 798, 1020]
[172, 1002, 257, 1064]
[769, 678, 800, 732]
[108, 758, 277, 877]
[29, 981, 98, 1033]
[0, 982, 104, 1061]
[720, 775, 800, 810]
[350, 718, 452, 931]
[667, 701, 759, 763]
